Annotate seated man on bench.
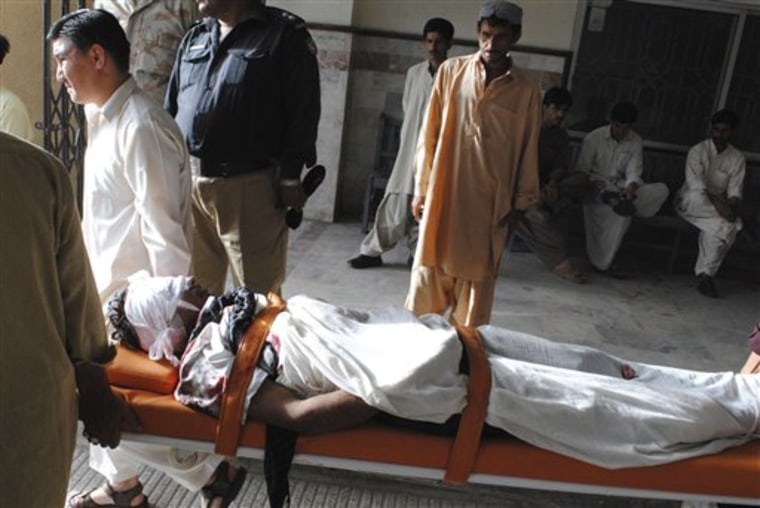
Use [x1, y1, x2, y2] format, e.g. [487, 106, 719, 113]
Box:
[675, 109, 745, 299]
[109, 276, 760, 475]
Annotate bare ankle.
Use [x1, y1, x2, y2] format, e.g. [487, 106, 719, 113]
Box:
[110, 476, 140, 492]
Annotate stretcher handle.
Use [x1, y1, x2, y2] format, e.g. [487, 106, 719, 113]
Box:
[445, 326, 492, 485]
[215, 293, 286, 455]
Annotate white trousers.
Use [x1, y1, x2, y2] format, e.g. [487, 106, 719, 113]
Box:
[89, 442, 222, 492]
[676, 190, 742, 276]
[360, 192, 418, 257]
[583, 182, 669, 270]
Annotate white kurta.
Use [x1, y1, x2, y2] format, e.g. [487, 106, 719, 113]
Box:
[675, 139, 745, 276]
[575, 126, 668, 270]
[268, 296, 760, 469]
[0, 87, 33, 141]
[83, 77, 192, 303]
[385, 61, 435, 196]
[359, 61, 434, 257]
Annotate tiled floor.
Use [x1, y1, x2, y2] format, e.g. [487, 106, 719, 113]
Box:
[67, 220, 759, 507]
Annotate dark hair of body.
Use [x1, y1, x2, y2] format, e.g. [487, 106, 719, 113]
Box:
[107, 290, 141, 350]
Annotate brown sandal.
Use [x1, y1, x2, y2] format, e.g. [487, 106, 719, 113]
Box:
[68, 482, 149, 508]
[199, 462, 247, 508]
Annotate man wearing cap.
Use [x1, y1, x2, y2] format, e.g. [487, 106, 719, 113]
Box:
[406, 0, 540, 326]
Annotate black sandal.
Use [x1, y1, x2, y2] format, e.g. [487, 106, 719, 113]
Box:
[200, 462, 247, 508]
[68, 482, 149, 508]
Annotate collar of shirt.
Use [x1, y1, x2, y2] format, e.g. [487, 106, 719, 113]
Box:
[91, 76, 138, 124]
[473, 53, 514, 85]
[603, 124, 636, 144]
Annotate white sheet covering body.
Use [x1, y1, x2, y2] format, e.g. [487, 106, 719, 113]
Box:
[269, 295, 760, 469]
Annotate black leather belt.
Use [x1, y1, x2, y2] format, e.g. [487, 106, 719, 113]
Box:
[200, 159, 272, 177]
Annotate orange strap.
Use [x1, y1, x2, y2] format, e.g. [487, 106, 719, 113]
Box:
[215, 293, 286, 455]
[444, 326, 492, 485]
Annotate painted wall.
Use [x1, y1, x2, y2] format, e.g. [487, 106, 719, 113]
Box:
[272, 0, 581, 50]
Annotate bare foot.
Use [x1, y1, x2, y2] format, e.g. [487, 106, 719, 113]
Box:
[620, 364, 637, 379]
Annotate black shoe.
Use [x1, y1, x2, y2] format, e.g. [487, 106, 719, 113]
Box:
[696, 273, 719, 298]
[348, 254, 382, 269]
[613, 199, 636, 217]
[595, 262, 630, 279]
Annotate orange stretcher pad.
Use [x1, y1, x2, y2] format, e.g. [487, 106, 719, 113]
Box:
[107, 322, 760, 505]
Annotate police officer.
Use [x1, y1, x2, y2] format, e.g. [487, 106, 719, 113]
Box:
[166, 0, 321, 296]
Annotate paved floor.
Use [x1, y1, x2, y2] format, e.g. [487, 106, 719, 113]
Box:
[68, 220, 759, 507]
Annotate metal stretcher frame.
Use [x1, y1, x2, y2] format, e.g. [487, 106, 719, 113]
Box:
[106, 309, 760, 507]
[115, 426, 760, 506]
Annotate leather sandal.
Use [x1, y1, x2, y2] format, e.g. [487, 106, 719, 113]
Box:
[68, 482, 148, 508]
[199, 461, 247, 508]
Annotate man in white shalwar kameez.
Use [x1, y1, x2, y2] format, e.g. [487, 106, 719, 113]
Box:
[348, 18, 454, 269]
[575, 101, 669, 276]
[675, 109, 745, 298]
[48, 10, 231, 508]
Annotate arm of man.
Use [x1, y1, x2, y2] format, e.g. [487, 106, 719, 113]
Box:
[279, 24, 321, 209]
[622, 135, 644, 200]
[412, 67, 445, 221]
[511, 87, 542, 212]
[125, 120, 192, 276]
[724, 153, 746, 221]
[54, 156, 141, 447]
[248, 380, 377, 435]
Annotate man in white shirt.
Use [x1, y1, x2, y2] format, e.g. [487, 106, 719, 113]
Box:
[575, 101, 669, 277]
[50, 9, 192, 305]
[675, 109, 745, 298]
[348, 18, 454, 269]
[0, 33, 34, 141]
[48, 10, 239, 508]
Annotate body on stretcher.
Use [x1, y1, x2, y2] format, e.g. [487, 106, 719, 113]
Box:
[107, 339, 760, 506]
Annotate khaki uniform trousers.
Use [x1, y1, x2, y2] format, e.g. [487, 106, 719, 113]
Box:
[405, 265, 497, 327]
[191, 167, 287, 295]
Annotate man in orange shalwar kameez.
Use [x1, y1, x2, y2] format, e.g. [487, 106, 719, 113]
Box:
[406, 0, 541, 326]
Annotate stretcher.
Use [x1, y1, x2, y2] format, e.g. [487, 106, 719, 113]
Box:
[106, 309, 760, 506]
